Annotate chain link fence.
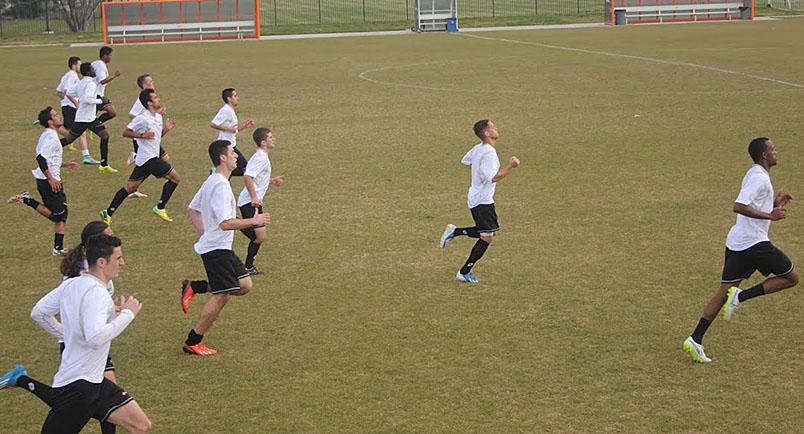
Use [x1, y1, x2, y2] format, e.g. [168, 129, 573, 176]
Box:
[0, 0, 101, 38]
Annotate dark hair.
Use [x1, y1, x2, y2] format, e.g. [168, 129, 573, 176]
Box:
[748, 137, 770, 163]
[68, 56, 80, 69]
[139, 89, 155, 109]
[136, 74, 150, 89]
[38, 107, 54, 128]
[473, 119, 490, 139]
[99, 46, 113, 58]
[60, 221, 110, 277]
[80, 62, 92, 77]
[209, 140, 231, 167]
[86, 234, 122, 268]
[222, 88, 236, 104]
[253, 127, 271, 146]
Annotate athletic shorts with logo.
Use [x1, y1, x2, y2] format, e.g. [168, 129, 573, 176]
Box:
[61, 106, 77, 131]
[128, 157, 172, 181]
[200, 249, 249, 294]
[470, 203, 499, 234]
[721, 241, 794, 283]
[36, 179, 68, 222]
[40, 378, 133, 433]
[69, 118, 106, 137]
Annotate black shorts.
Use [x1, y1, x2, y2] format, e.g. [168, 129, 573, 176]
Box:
[201, 249, 249, 294]
[69, 118, 106, 136]
[36, 179, 68, 222]
[96, 95, 112, 112]
[40, 379, 133, 432]
[721, 241, 794, 283]
[234, 146, 247, 172]
[239, 203, 263, 218]
[470, 203, 499, 234]
[129, 157, 172, 181]
[60, 342, 114, 371]
[61, 106, 77, 130]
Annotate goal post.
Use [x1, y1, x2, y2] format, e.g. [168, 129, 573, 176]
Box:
[102, 0, 260, 45]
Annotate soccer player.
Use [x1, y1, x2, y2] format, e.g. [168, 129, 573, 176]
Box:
[60, 62, 118, 173]
[180, 140, 270, 355]
[91, 46, 121, 124]
[683, 137, 799, 363]
[237, 127, 285, 275]
[100, 89, 178, 224]
[210, 88, 256, 177]
[0, 235, 151, 433]
[8, 107, 79, 256]
[438, 120, 520, 283]
[55, 56, 98, 165]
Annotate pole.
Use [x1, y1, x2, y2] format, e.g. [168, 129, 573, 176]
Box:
[492, 0, 496, 17]
[362, 0, 366, 22]
[44, 0, 53, 33]
[318, 0, 321, 24]
[273, 0, 278, 26]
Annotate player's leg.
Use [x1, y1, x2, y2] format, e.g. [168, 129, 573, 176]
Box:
[104, 177, 145, 220]
[96, 378, 150, 434]
[724, 243, 799, 319]
[105, 400, 151, 434]
[80, 133, 98, 164]
[230, 147, 247, 177]
[151, 162, 179, 221]
[456, 204, 498, 283]
[98, 360, 118, 434]
[9, 185, 53, 220]
[39, 183, 68, 255]
[95, 125, 116, 172]
[240, 204, 266, 273]
[97, 102, 117, 124]
[40, 381, 98, 434]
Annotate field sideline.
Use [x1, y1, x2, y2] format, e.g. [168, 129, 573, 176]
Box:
[1, 18, 803, 432]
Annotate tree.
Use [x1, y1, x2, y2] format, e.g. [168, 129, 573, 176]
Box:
[52, 0, 98, 32]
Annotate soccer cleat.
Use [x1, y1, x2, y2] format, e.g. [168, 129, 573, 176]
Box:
[7, 191, 31, 204]
[683, 336, 712, 363]
[82, 155, 100, 165]
[181, 280, 195, 314]
[152, 206, 173, 222]
[124, 151, 136, 169]
[99, 209, 112, 225]
[245, 266, 264, 276]
[723, 286, 742, 321]
[52, 248, 68, 257]
[0, 364, 27, 390]
[98, 165, 118, 174]
[127, 191, 148, 199]
[66, 143, 77, 151]
[182, 343, 217, 356]
[439, 224, 457, 249]
[456, 271, 480, 284]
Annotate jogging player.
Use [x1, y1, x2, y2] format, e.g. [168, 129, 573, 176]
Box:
[55, 56, 98, 164]
[210, 88, 256, 177]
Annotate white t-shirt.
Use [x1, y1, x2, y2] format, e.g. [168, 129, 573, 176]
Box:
[91, 59, 109, 97]
[127, 111, 163, 166]
[189, 173, 237, 254]
[237, 149, 272, 206]
[74, 77, 102, 122]
[462, 143, 500, 209]
[725, 164, 775, 251]
[211, 104, 239, 147]
[56, 70, 79, 108]
[129, 97, 146, 118]
[31, 274, 135, 387]
[32, 129, 63, 181]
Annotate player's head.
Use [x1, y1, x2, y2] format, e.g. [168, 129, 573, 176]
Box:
[68, 56, 81, 71]
[80, 62, 95, 78]
[137, 74, 154, 90]
[61, 221, 112, 278]
[209, 140, 235, 168]
[99, 46, 113, 62]
[222, 88, 238, 106]
[139, 89, 159, 111]
[473, 119, 498, 141]
[749, 137, 777, 166]
[86, 234, 124, 278]
[253, 127, 275, 149]
[38, 106, 62, 129]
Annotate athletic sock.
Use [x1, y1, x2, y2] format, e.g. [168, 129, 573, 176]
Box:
[190, 280, 209, 294]
[186, 329, 203, 346]
[157, 181, 178, 210]
[245, 242, 261, 269]
[690, 318, 711, 344]
[738, 283, 765, 303]
[459, 239, 490, 275]
[17, 375, 57, 407]
[107, 188, 129, 216]
[22, 197, 41, 210]
[54, 233, 64, 251]
[455, 227, 480, 238]
[100, 420, 116, 434]
[82, 149, 90, 157]
[100, 137, 109, 166]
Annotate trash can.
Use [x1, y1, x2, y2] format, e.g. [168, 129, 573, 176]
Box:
[614, 9, 626, 25]
[446, 18, 458, 32]
[739, 5, 751, 19]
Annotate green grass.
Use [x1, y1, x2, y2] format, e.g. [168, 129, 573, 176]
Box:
[1, 17, 804, 432]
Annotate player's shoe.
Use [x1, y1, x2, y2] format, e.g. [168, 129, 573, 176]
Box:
[99, 209, 112, 225]
[245, 266, 264, 276]
[82, 155, 100, 165]
[98, 165, 119, 174]
[152, 206, 173, 222]
[181, 280, 195, 314]
[66, 143, 77, 151]
[52, 248, 68, 257]
[124, 151, 136, 169]
[723, 286, 742, 321]
[456, 271, 480, 284]
[128, 191, 148, 199]
[439, 224, 457, 249]
[683, 336, 712, 363]
[0, 364, 27, 390]
[7, 191, 31, 204]
[182, 343, 217, 356]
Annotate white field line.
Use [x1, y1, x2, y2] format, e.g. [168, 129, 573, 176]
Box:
[357, 62, 529, 94]
[461, 33, 804, 89]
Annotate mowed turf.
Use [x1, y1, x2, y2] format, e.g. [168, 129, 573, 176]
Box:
[1, 18, 803, 432]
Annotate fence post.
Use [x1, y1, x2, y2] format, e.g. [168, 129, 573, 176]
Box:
[318, 0, 321, 24]
[492, 0, 496, 17]
[273, 0, 277, 26]
[535, 0, 538, 15]
[362, 0, 366, 22]
[577, 0, 580, 14]
[44, 0, 53, 33]
[406, 0, 409, 20]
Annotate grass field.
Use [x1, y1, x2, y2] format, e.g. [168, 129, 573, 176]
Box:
[1, 17, 804, 432]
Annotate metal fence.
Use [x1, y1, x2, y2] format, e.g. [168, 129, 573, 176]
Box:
[0, 0, 102, 38]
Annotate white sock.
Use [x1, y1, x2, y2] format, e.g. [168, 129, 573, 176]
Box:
[82, 149, 90, 157]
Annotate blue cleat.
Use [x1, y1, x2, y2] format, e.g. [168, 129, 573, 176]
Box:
[456, 271, 480, 284]
[0, 365, 27, 390]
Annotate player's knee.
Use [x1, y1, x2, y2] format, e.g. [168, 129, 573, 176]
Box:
[786, 271, 799, 287]
[254, 230, 266, 244]
[480, 233, 495, 244]
[130, 416, 152, 434]
[49, 210, 67, 223]
[238, 277, 253, 295]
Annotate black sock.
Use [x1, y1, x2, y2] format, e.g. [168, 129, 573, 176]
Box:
[459, 239, 490, 275]
[17, 375, 57, 407]
[690, 318, 711, 344]
[100, 137, 109, 166]
[54, 233, 64, 250]
[100, 420, 116, 434]
[107, 188, 129, 216]
[157, 181, 178, 210]
[22, 197, 40, 210]
[190, 280, 208, 294]
[245, 242, 261, 269]
[455, 227, 480, 238]
[738, 283, 765, 303]
[186, 329, 203, 346]
[98, 112, 114, 124]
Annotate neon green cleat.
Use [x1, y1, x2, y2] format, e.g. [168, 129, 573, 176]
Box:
[723, 286, 742, 321]
[152, 206, 173, 222]
[683, 336, 711, 363]
[66, 143, 77, 151]
[98, 165, 119, 174]
[99, 209, 112, 225]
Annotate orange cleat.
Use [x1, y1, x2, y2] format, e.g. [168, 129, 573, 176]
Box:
[181, 280, 195, 314]
[182, 343, 217, 356]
